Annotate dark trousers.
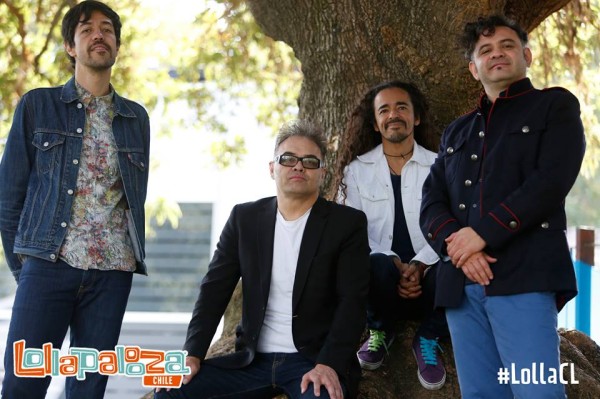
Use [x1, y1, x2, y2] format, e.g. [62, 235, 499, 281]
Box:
[2, 257, 132, 399]
[367, 253, 448, 339]
[155, 352, 346, 399]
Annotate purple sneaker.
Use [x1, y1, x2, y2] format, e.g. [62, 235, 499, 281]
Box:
[412, 335, 446, 390]
[356, 329, 394, 370]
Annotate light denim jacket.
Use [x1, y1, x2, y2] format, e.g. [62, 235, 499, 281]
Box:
[0, 78, 150, 281]
[340, 143, 439, 265]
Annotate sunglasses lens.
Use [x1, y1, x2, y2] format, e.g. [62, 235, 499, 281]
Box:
[302, 158, 320, 169]
[279, 155, 297, 166]
[276, 155, 321, 169]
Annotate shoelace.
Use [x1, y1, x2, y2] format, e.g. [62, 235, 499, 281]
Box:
[367, 330, 389, 352]
[419, 336, 443, 365]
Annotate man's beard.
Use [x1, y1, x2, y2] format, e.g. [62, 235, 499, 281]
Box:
[386, 130, 413, 144]
[87, 56, 116, 71]
[84, 46, 117, 71]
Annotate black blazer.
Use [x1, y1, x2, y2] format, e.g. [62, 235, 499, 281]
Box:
[184, 196, 370, 398]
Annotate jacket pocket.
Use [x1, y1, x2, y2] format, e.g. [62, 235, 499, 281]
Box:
[443, 137, 467, 184]
[32, 131, 66, 174]
[121, 150, 148, 198]
[504, 122, 544, 169]
[358, 183, 389, 203]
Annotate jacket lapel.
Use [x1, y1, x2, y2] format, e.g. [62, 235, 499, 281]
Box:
[257, 197, 277, 306]
[292, 197, 329, 310]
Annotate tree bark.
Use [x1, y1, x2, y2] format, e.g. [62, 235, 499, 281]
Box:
[246, 0, 570, 189]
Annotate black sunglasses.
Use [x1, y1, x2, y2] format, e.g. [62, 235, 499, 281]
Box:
[274, 154, 324, 169]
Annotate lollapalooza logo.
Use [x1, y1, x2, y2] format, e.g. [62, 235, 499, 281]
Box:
[13, 340, 191, 388]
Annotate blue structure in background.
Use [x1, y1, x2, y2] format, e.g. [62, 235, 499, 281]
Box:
[575, 259, 592, 335]
[573, 228, 595, 336]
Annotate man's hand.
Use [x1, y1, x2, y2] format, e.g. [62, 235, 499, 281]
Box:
[392, 257, 422, 299]
[300, 364, 343, 399]
[458, 251, 497, 285]
[182, 356, 200, 385]
[446, 227, 486, 267]
[155, 356, 200, 393]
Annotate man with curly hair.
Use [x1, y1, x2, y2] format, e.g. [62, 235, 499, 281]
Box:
[331, 81, 448, 390]
[420, 15, 585, 398]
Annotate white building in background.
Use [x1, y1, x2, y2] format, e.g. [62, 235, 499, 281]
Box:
[148, 120, 276, 251]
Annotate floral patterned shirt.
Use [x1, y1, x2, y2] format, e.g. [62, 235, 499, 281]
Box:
[59, 82, 136, 272]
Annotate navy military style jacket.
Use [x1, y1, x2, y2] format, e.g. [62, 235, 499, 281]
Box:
[420, 78, 585, 309]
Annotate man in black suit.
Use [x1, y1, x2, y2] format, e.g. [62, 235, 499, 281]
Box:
[156, 120, 370, 399]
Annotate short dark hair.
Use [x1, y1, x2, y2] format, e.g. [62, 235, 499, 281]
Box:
[460, 15, 528, 60]
[62, 0, 121, 67]
[274, 120, 328, 160]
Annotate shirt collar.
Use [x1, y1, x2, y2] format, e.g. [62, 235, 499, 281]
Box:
[477, 77, 534, 108]
[498, 77, 533, 98]
[75, 80, 114, 108]
[357, 142, 430, 166]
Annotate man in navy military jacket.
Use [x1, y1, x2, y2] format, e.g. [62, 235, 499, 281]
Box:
[420, 15, 585, 399]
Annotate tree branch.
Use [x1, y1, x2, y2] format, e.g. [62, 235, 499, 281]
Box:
[504, 0, 571, 30]
[33, 0, 74, 77]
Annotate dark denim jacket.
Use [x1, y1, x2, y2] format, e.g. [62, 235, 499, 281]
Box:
[0, 78, 150, 281]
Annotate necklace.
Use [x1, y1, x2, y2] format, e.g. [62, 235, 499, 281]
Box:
[385, 147, 412, 175]
[388, 164, 400, 175]
[384, 148, 414, 160]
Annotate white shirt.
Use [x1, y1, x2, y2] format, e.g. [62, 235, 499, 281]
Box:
[340, 143, 439, 265]
[256, 208, 311, 353]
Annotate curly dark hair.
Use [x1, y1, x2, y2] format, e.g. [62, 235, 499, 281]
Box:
[460, 15, 528, 60]
[329, 80, 432, 202]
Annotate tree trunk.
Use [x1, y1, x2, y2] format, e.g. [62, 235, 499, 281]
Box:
[246, 0, 570, 190]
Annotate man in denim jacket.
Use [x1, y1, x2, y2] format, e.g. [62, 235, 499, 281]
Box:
[0, 1, 150, 398]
